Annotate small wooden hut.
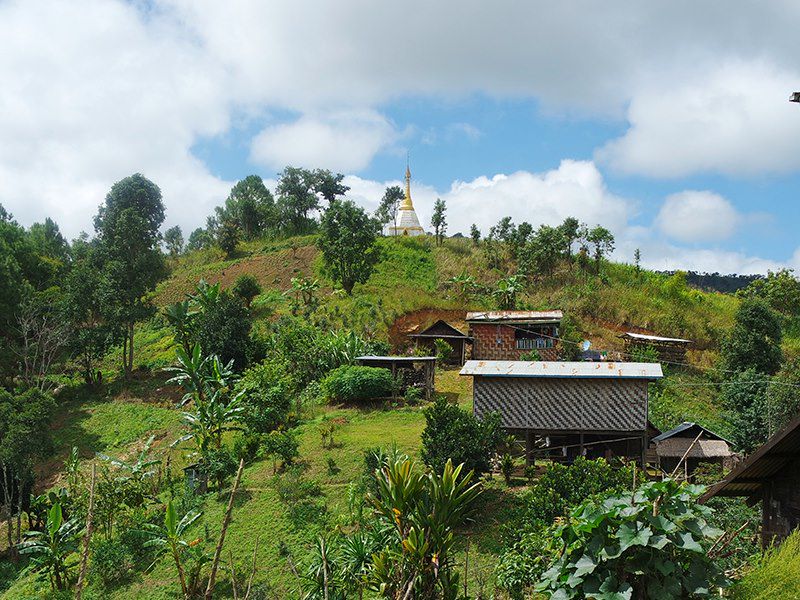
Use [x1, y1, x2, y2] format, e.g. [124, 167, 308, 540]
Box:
[650, 422, 737, 476]
[408, 320, 472, 365]
[701, 414, 800, 547]
[619, 332, 692, 364]
[356, 355, 436, 400]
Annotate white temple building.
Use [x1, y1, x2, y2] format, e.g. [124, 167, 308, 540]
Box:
[388, 165, 425, 236]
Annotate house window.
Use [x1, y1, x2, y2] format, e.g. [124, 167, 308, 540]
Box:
[514, 325, 557, 350]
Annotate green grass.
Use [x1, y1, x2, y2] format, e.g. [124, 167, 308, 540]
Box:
[732, 530, 800, 599]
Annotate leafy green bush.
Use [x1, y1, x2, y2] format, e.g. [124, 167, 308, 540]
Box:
[732, 530, 800, 599]
[497, 458, 637, 598]
[536, 479, 727, 599]
[232, 274, 261, 306]
[522, 457, 636, 527]
[263, 429, 300, 473]
[236, 361, 292, 434]
[421, 396, 502, 476]
[193, 289, 253, 370]
[433, 338, 453, 362]
[89, 537, 134, 588]
[321, 365, 394, 403]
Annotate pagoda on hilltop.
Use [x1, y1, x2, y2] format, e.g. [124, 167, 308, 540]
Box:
[388, 163, 425, 236]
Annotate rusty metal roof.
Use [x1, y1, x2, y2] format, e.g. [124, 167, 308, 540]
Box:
[620, 332, 693, 344]
[700, 413, 800, 502]
[460, 360, 663, 379]
[465, 310, 563, 323]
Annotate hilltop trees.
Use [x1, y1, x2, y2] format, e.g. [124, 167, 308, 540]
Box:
[431, 198, 447, 246]
[276, 166, 348, 234]
[375, 185, 404, 233]
[94, 173, 167, 379]
[587, 225, 615, 273]
[217, 175, 276, 240]
[164, 225, 184, 256]
[318, 200, 381, 294]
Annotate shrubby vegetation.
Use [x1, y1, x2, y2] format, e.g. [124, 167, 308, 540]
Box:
[421, 396, 502, 476]
[322, 365, 394, 403]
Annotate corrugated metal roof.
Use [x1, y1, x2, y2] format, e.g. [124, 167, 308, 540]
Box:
[465, 310, 563, 323]
[652, 421, 731, 444]
[620, 332, 692, 344]
[701, 413, 800, 502]
[460, 360, 663, 379]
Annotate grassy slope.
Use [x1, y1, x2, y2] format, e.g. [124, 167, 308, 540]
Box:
[3, 234, 783, 598]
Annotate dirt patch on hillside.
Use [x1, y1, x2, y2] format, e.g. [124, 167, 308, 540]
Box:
[156, 245, 318, 305]
[388, 308, 471, 350]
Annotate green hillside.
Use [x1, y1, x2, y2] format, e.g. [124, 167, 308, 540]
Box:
[2, 233, 794, 599]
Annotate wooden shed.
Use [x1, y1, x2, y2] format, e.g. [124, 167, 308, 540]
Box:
[460, 360, 663, 465]
[356, 355, 436, 400]
[408, 320, 472, 365]
[701, 414, 800, 547]
[650, 422, 737, 476]
[619, 332, 692, 364]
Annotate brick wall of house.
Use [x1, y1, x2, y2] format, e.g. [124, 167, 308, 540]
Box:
[470, 323, 559, 361]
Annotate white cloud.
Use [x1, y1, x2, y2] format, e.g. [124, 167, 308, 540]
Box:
[4, 0, 800, 240]
[597, 62, 800, 177]
[0, 0, 233, 238]
[250, 111, 398, 172]
[656, 191, 740, 243]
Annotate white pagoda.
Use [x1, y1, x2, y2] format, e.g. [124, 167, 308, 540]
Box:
[388, 164, 425, 236]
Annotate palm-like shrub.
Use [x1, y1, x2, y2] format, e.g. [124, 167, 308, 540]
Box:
[367, 459, 482, 599]
[18, 503, 82, 591]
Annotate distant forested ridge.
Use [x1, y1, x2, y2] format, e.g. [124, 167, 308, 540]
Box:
[657, 270, 761, 294]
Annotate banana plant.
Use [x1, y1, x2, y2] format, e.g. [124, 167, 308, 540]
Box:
[165, 344, 237, 406]
[17, 503, 82, 591]
[97, 434, 161, 484]
[141, 500, 202, 600]
[175, 388, 246, 454]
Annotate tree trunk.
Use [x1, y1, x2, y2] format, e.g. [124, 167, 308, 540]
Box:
[127, 322, 135, 378]
[205, 458, 245, 600]
[75, 464, 96, 600]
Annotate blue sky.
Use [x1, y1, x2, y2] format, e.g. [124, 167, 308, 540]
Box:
[3, 1, 800, 273]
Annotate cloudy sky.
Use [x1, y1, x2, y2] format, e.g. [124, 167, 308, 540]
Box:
[3, 0, 800, 274]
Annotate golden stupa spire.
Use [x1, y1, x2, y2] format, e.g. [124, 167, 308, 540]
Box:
[401, 155, 414, 210]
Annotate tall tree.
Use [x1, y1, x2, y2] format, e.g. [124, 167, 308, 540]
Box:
[558, 217, 580, 257]
[187, 227, 211, 251]
[94, 173, 167, 379]
[219, 175, 276, 240]
[375, 185, 404, 234]
[318, 200, 381, 295]
[312, 169, 349, 203]
[164, 226, 184, 257]
[520, 225, 566, 277]
[215, 220, 240, 258]
[431, 198, 447, 246]
[586, 225, 615, 273]
[721, 298, 783, 375]
[275, 167, 320, 234]
[61, 238, 115, 385]
[470, 224, 481, 246]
